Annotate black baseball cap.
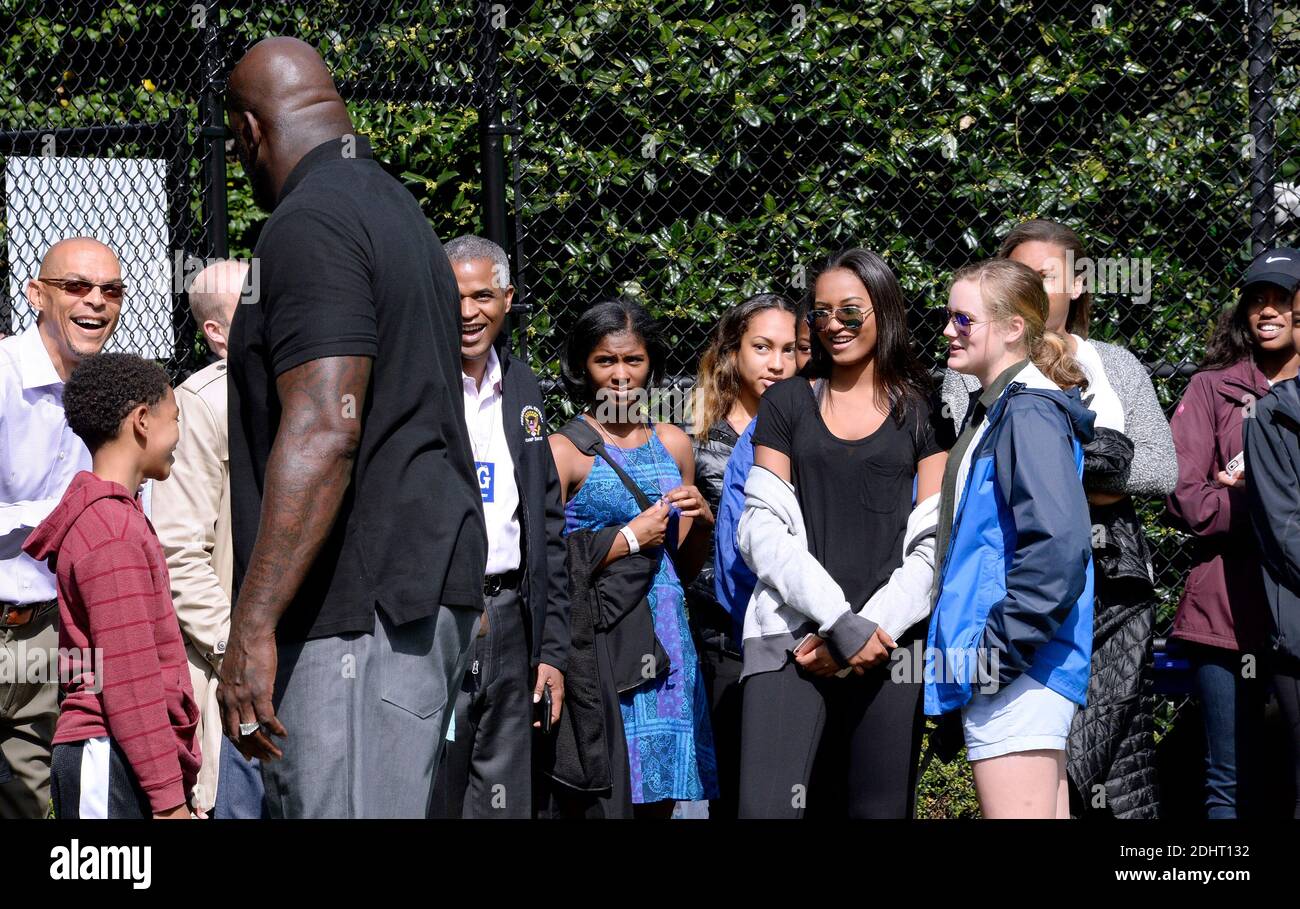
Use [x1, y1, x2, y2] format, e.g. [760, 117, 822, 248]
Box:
[1242, 247, 1300, 293]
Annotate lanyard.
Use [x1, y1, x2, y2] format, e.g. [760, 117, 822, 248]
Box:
[468, 388, 498, 464]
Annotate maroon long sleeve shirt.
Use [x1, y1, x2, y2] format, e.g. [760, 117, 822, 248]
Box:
[24, 471, 201, 814]
[1166, 358, 1272, 653]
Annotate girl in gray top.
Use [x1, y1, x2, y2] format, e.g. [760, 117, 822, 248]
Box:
[940, 219, 1177, 818]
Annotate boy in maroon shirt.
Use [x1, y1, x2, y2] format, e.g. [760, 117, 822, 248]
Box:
[24, 353, 201, 818]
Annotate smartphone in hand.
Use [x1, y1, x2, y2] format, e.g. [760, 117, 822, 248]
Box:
[794, 632, 819, 656]
[1225, 451, 1245, 476]
[534, 685, 553, 734]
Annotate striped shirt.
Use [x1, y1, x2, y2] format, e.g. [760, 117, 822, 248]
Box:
[24, 471, 200, 814]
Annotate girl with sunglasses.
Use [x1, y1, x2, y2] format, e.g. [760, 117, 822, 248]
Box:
[928, 258, 1095, 818]
[941, 219, 1176, 818]
[737, 248, 947, 818]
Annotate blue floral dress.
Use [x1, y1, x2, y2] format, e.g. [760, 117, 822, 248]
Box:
[564, 428, 718, 804]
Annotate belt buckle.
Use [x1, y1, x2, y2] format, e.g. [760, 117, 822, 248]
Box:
[483, 575, 502, 597]
[0, 603, 22, 628]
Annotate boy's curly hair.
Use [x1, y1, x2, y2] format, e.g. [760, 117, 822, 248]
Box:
[64, 353, 171, 452]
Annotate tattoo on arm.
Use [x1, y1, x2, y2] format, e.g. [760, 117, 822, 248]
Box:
[232, 355, 373, 634]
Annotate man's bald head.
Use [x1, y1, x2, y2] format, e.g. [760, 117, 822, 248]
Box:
[227, 37, 349, 133]
[187, 259, 249, 359]
[226, 37, 354, 211]
[38, 237, 120, 280]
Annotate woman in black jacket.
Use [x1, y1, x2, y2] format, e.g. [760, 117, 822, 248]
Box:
[1244, 287, 1300, 817]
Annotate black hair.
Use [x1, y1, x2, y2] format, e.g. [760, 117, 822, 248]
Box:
[64, 353, 171, 452]
[561, 297, 667, 404]
[802, 247, 932, 417]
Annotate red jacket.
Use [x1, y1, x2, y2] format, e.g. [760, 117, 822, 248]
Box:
[23, 471, 201, 813]
[1166, 358, 1271, 653]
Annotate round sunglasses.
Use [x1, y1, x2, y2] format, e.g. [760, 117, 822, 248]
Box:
[946, 310, 991, 337]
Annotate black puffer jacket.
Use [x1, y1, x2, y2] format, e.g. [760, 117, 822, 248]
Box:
[1085, 430, 1156, 585]
[1067, 427, 1160, 818]
[688, 420, 739, 635]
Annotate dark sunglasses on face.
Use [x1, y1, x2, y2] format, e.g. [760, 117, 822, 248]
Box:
[39, 277, 126, 301]
[807, 305, 871, 330]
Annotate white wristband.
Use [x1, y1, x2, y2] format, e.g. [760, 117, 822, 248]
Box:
[619, 524, 641, 555]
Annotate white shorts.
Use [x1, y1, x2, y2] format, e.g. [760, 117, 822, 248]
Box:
[961, 672, 1077, 761]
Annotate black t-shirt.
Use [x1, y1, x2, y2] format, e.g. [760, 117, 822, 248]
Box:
[751, 377, 944, 611]
[228, 136, 487, 642]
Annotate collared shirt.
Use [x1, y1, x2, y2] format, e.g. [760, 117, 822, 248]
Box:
[0, 325, 91, 604]
[462, 347, 521, 575]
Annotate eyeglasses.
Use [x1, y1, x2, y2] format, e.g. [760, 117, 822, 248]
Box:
[946, 310, 990, 337]
[38, 277, 126, 301]
[807, 305, 872, 330]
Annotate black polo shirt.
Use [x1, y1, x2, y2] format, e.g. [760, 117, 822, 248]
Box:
[228, 135, 487, 642]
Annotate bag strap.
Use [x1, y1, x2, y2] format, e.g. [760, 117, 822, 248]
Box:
[557, 417, 656, 512]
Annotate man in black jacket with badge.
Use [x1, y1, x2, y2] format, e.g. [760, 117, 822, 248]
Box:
[430, 236, 571, 818]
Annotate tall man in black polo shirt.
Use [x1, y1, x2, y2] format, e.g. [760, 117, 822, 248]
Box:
[218, 37, 487, 818]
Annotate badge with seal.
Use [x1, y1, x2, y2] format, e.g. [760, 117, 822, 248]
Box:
[520, 404, 545, 442]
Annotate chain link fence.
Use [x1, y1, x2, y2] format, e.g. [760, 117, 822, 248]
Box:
[3, 0, 1297, 815]
[1, 0, 490, 377]
[501, 0, 1288, 816]
[507, 2, 1256, 384]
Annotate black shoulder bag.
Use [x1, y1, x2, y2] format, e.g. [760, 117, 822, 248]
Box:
[557, 416, 672, 693]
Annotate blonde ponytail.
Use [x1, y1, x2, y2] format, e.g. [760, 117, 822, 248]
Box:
[1032, 329, 1088, 391]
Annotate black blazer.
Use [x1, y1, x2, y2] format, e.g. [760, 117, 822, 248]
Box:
[498, 350, 572, 671]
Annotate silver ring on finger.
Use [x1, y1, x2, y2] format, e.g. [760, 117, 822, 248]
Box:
[239, 721, 261, 737]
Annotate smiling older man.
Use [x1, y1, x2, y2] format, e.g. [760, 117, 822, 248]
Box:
[0, 237, 123, 817]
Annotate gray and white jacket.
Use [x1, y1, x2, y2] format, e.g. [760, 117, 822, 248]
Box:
[940, 338, 1177, 497]
[737, 464, 940, 679]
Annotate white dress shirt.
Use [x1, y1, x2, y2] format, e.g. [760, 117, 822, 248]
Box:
[462, 347, 521, 575]
[0, 325, 92, 604]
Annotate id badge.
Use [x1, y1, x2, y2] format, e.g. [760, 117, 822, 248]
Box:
[476, 461, 495, 503]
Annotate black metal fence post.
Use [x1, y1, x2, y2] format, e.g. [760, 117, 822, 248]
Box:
[1248, 0, 1276, 256]
[476, 0, 526, 358]
[477, 0, 507, 252]
[168, 112, 197, 371]
[199, 0, 228, 260]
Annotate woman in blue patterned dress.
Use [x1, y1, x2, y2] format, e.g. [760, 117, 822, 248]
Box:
[549, 299, 719, 817]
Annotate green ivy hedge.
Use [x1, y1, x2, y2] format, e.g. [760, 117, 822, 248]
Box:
[6, 0, 1297, 819]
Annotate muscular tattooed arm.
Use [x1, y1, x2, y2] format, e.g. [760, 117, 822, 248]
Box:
[218, 355, 372, 760]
